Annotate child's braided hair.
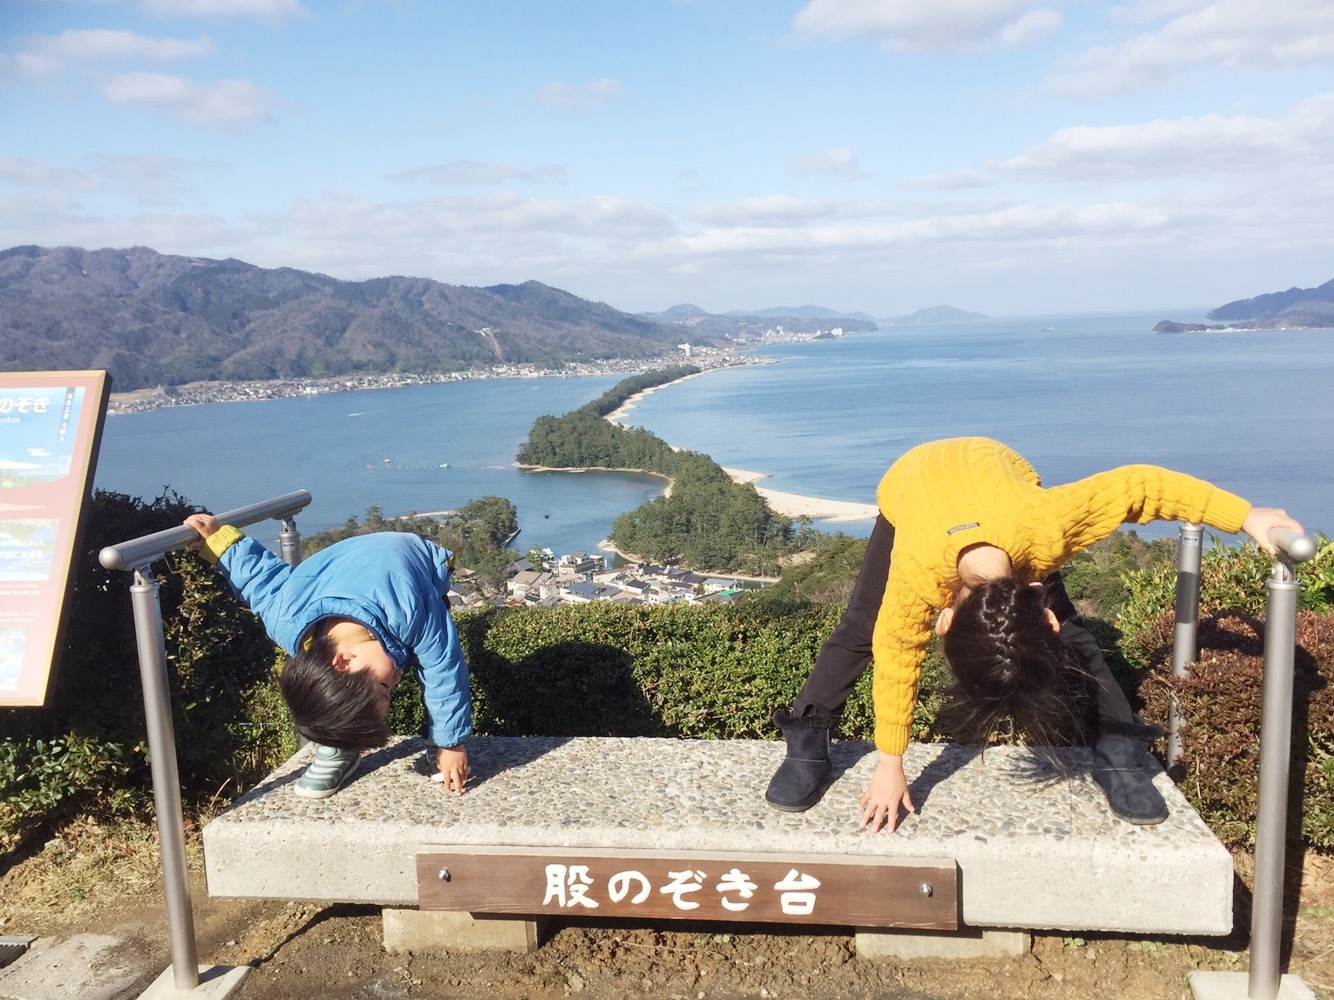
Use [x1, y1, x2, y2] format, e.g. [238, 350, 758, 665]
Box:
[937, 577, 1093, 748]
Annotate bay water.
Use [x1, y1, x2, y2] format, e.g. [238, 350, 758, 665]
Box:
[93, 312, 1334, 554]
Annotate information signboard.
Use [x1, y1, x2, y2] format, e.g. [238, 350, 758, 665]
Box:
[0, 370, 111, 707]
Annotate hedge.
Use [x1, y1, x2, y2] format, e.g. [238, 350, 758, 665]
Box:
[3, 494, 1330, 862]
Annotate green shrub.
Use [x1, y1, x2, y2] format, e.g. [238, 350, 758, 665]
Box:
[455, 602, 842, 739]
[9, 504, 1330, 862]
[1139, 612, 1334, 850]
[1116, 536, 1334, 850]
[376, 600, 950, 747]
[1117, 534, 1334, 669]
[1, 490, 283, 856]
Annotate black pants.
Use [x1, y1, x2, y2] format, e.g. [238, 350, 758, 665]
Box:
[791, 515, 1134, 732]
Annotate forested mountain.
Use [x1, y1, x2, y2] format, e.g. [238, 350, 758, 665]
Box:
[0, 245, 689, 390]
[1207, 277, 1334, 325]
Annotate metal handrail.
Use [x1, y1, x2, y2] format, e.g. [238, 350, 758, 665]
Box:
[99, 490, 312, 570]
[98, 490, 310, 992]
[1173, 523, 1319, 1000]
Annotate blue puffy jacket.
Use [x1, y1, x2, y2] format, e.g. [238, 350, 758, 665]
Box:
[209, 529, 472, 748]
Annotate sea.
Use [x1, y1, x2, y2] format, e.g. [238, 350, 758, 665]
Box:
[92, 311, 1334, 555]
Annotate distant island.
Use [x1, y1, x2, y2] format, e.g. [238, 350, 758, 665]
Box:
[1154, 277, 1334, 333]
[879, 304, 988, 325]
[640, 303, 877, 339]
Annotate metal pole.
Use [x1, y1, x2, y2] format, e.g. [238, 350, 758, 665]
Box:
[1247, 529, 1315, 1000]
[1168, 524, 1203, 766]
[279, 516, 302, 568]
[279, 515, 306, 749]
[130, 566, 200, 991]
[96, 490, 312, 995]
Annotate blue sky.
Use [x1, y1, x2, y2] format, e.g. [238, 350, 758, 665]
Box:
[3, 0, 1332, 318]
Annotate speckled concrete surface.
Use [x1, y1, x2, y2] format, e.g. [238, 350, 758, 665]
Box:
[203, 736, 1234, 935]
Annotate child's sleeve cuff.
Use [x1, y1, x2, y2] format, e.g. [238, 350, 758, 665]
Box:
[200, 524, 245, 565]
[874, 721, 911, 756]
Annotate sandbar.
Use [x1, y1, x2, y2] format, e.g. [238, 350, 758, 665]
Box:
[606, 374, 877, 525]
[722, 467, 877, 523]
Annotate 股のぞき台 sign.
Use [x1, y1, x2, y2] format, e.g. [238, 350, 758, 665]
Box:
[418, 847, 958, 929]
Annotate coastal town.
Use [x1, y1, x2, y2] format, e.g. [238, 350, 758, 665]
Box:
[453, 547, 762, 611]
[103, 325, 850, 416]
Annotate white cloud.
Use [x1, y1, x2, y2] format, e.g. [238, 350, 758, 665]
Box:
[998, 8, 1062, 46]
[0, 154, 208, 200]
[1051, 0, 1334, 99]
[0, 154, 213, 201]
[675, 200, 1176, 259]
[14, 29, 216, 76]
[139, 0, 307, 21]
[694, 196, 839, 228]
[283, 192, 674, 251]
[536, 78, 622, 110]
[0, 157, 99, 191]
[902, 170, 993, 190]
[792, 0, 1061, 52]
[98, 154, 213, 196]
[791, 146, 863, 177]
[392, 161, 567, 186]
[102, 71, 279, 127]
[997, 93, 1334, 180]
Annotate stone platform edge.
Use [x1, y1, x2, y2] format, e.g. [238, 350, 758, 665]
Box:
[203, 735, 1235, 937]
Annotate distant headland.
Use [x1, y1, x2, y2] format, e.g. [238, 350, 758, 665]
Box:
[1154, 277, 1334, 333]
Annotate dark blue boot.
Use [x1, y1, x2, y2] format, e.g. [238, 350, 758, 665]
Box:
[765, 709, 835, 812]
[1092, 721, 1168, 825]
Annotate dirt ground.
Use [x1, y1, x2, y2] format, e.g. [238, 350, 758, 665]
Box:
[1, 824, 1330, 1000]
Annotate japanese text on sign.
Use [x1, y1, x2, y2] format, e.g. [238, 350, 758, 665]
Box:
[542, 862, 821, 916]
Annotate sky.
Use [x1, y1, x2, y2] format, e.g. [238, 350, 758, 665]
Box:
[3, 0, 1333, 319]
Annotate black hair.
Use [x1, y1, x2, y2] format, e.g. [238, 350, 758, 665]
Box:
[277, 625, 390, 750]
[937, 577, 1093, 748]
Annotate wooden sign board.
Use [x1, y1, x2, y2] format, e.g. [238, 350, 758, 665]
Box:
[418, 847, 957, 930]
[0, 371, 110, 707]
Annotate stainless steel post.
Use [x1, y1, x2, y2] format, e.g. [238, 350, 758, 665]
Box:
[279, 516, 302, 567]
[1168, 524, 1203, 766]
[1247, 527, 1315, 1000]
[97, 490, 312, 995]
[130, 566, 200, 991]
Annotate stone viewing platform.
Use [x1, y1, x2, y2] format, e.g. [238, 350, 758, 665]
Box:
[203, 735, 1234, 957]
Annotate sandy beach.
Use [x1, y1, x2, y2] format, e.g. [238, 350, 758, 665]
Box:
[605, 374, 878, 525]
[721, 467, 878, 523]
[603, 370, 712, 426]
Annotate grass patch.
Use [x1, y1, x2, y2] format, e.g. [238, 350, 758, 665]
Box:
[0, 815, 203, 922]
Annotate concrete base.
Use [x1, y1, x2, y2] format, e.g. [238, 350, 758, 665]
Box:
[382, 908, 547, 954]
[856, 927, 1029, 960]
[0, 934, 138, 1000]
[137, 965, 251, 999]
[1190, 971, 1316, 1000]
[205, 737, 1235, 938]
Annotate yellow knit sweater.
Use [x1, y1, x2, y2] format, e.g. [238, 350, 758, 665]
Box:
[870, 437, 1252, 755]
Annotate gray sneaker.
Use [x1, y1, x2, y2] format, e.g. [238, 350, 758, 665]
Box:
[295, 744, 361, 799]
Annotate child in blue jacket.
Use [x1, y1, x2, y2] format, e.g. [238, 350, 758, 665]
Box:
[184, 513, 471, 799]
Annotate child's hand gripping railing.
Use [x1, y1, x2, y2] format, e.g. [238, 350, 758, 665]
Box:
[97, 491, 310, 994]
[1169, 524, 1319, 1000]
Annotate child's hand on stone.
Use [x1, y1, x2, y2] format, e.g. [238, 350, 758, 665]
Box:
[432, 745, 469, 795]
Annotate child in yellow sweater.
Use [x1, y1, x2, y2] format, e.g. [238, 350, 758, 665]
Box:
[765, 437, 1302, 830]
